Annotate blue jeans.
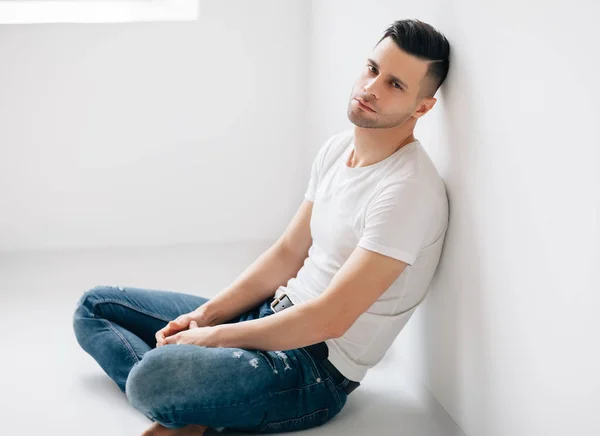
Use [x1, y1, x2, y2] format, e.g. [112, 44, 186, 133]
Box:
[72, 285, 349, 433]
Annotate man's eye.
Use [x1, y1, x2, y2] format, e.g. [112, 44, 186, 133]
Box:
[368, 65, 377, 74]
[392, 82, 402, 90]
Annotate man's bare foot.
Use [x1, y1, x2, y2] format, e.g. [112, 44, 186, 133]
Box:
[141, 421, 209, 436]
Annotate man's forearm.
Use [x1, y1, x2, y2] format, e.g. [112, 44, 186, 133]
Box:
[199, 240, 307, 326]
[213, 298, 337, 351]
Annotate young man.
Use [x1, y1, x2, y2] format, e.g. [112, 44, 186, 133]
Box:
[73, 19, 451, 436]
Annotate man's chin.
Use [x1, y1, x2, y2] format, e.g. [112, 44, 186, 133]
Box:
[347, 112, 379, 129]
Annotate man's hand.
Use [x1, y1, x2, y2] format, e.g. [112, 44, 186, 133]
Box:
[155, 308, 212, 347]
[161, 321, 221, 347]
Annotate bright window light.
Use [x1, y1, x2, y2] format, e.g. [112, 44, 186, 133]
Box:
[0, 0, 200, 24]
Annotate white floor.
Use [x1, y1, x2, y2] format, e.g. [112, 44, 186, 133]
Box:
[0, 241, 465, 436]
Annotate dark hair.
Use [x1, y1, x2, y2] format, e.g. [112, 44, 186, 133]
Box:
[378, 19, 450, 97]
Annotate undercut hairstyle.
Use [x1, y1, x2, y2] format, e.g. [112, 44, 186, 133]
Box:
[378, 19, 450, 98]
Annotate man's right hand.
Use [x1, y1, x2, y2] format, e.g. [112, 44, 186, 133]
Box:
[155, 308, 212, 347]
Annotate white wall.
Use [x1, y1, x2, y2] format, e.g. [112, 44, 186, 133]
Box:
[0, 0, 310, 251]
[308, 1, 599, 436]
[3, 0, 599, 434]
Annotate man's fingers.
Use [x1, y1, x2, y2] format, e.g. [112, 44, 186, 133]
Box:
[164, 333, 179, 345]
[155, 325, 175, 344]
[155, 330, 166, 344]
[155, 314, 193, 346]
[156, 328, 171, 346]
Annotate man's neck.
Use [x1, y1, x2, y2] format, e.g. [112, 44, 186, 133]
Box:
[349, 125, 416, 168]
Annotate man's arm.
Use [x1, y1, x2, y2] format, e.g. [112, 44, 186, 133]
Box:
[199, 199, 314, 326]
[213, 246, 408, 351]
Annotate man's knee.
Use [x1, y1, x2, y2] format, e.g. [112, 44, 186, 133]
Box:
[73, 285, 124, 317]
[125, 346, 176, 412]
[126, 344, 212, 411]
[72, 285, 121, 343]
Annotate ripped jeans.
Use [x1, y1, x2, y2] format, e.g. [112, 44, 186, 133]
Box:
[72, 285, 348, 433]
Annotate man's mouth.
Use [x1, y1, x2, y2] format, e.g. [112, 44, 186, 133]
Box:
[354, 98, 376, 113]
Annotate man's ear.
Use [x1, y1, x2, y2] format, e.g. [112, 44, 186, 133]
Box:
[412, 97, 436, 120]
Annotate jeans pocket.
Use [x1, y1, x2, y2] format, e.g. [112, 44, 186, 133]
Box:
[255, 350, 279, 374]
[297, 347, 323, 382]
[256, 408, 329, 434]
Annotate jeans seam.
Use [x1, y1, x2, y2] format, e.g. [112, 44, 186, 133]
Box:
[100, 318, 141, 364]
[91, 298, 173, 323]
[325, 377, 342, 410]
[168, 392, 274, 412]
[272, 379, 326, 396]
[257, 407, 329, 433]
[298, 348, 322, 382]
[148, 396, 274, 430]
[256, 351, 277, 373]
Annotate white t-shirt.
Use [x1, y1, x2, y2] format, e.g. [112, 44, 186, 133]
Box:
[274, 129, 449, 382]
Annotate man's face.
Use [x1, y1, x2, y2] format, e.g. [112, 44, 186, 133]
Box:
[347, 37, 432, 129]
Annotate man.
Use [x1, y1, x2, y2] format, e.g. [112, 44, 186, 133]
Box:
[73, 19, 450, 436]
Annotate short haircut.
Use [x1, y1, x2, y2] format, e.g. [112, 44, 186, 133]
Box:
[378, 19, 451, 97]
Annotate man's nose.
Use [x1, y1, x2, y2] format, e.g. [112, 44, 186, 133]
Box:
[362, 77, 380, 99]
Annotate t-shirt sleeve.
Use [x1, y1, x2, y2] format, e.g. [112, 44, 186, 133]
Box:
[357, 180, 437, 266]
[304, 136, 335, 202]
[304, 151, 321, 202]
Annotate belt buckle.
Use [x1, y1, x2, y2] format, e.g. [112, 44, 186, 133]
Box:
[270, 293, 286, 312]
